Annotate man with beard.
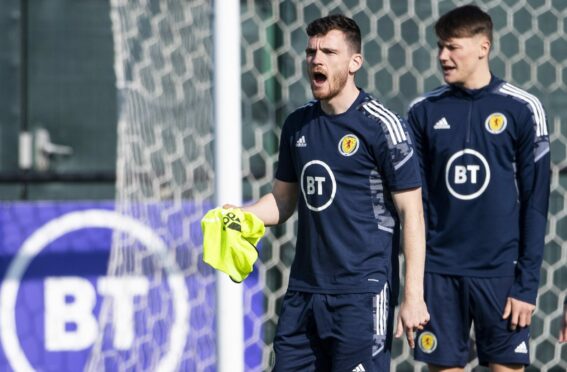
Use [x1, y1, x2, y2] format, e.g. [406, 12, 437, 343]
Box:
[224, 15, 429, 371]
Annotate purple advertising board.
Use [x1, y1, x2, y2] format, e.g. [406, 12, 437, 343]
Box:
[0, 201, 262, 372]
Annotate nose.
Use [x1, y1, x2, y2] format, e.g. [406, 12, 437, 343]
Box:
[310, 50, 321, 65]
[438, 47, 448, 62]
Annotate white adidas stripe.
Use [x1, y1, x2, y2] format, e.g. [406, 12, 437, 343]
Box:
[375, 283, 388, 336]
[502, 83, 546, 133]
[378, 291, 383, 336]
[363, 101, 407, 145]
[381, 289, 385, 335]
[369, 101, 407, 142]
[367, 101, 404, 143]
[501, 84, 546, 136]
[363, 103, 399, 144]
[376, 101, 407, 142]
[383, 284, 388, 335]
[500, 83, 547, 136]
[363, 104, 400, 145]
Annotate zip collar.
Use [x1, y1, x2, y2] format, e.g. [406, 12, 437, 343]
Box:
[449, 74, 504, 99]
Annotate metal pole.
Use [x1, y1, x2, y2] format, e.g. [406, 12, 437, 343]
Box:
[20, 0, 29, 199]
[213, 1, 243, 372]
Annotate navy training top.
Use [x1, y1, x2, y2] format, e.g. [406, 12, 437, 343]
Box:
[276, 89, 421, 298]
[407, 76, 550, 304]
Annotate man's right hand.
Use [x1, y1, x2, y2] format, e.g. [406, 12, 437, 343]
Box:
[395, 298, 430, 349]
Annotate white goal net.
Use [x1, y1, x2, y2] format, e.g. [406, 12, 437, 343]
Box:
[86, 1, 216, 371]
[99, 0, 566, 371]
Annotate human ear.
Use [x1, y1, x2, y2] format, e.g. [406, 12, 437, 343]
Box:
[479, 38, 491, 59]
[349, 53, 363, 74]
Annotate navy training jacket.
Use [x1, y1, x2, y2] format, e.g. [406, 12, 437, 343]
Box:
[408, 75, 550, 304]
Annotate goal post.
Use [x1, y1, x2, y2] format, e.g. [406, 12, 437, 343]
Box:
[213, 1, 244, 372]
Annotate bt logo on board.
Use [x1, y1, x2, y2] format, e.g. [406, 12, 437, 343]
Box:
[0, 209, 188, 372]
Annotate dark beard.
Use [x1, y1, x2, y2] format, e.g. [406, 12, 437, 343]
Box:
[312, 69, 349, 101]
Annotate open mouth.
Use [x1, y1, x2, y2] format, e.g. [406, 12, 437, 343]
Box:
[312, 71, 327, 84]
[442, 65, 456, 72]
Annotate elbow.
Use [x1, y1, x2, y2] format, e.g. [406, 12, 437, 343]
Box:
[278, 205, 296, 224]
[276, 197, 297, 224]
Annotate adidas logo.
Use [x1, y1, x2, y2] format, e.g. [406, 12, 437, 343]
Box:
[352, 364, 366, 372]
[296, 136, 307, 147]
[222, 212, 241, 232]
[514, 341, 528, 354]
[433, 117, 451, 129]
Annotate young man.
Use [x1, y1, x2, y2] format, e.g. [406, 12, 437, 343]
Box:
[227, 14, 429, 371]
[408, 5, 550, 371]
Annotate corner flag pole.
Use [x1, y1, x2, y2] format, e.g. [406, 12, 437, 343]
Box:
[213, 1, 244, 372]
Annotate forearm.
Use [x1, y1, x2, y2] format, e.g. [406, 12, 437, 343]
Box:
[241, 193, 282, 226]
[392, 188, 426, 300]
[401, 208, 426, 300]
[241, 179, 298, 227]
[392, 188, 429, 347]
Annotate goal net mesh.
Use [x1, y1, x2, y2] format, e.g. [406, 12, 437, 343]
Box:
[86, 1, 216, 371]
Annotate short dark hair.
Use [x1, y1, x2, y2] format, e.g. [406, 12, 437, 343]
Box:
[306, 14, 361, 53]
[435, 5, 493, 43]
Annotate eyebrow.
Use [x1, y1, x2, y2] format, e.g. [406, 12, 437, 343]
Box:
[305, 46, 338, 53]
[437, 41, 457, 48]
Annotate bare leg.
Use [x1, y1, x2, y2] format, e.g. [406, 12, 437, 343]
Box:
[489, 364, 524, 372]
[428, 364, 465, 372]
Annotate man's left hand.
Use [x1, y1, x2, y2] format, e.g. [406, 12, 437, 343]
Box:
[395, 299, 430, 348]
[502, 297, 535, 331]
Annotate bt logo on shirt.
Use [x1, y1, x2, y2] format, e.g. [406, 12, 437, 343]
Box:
[305, 176, 326, 195]
[445, 149, 491, 200]
[300, 160, 337, 212]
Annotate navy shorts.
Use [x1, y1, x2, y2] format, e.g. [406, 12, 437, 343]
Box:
[414, 273, 530, 367]
[272, 284, 393, 372]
